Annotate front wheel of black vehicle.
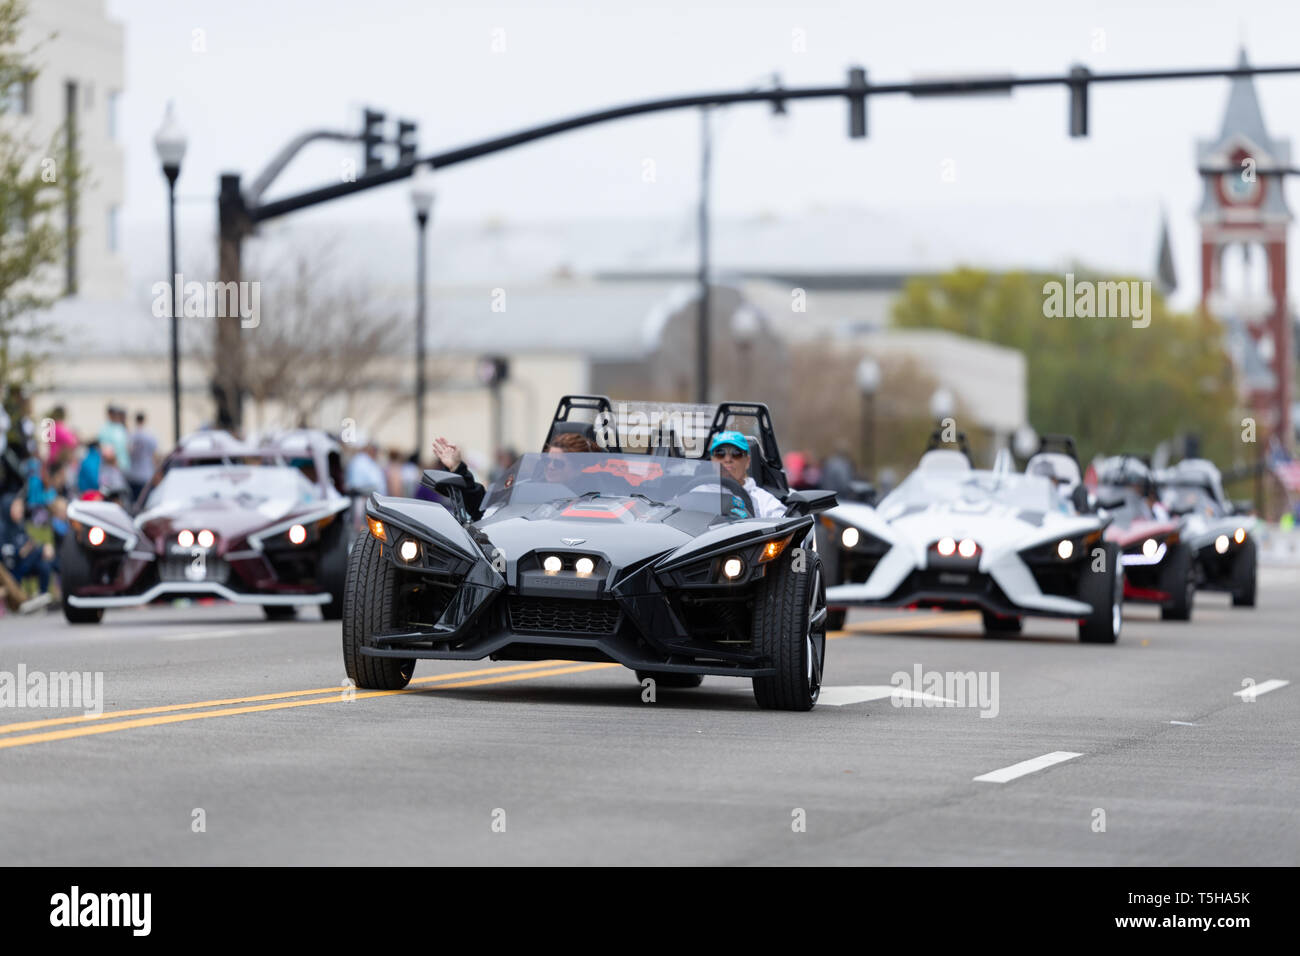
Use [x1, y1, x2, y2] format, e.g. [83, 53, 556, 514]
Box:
[1079, 542, 1122, 644]
[342, 531, 414, 690]
[318, 520, 350, 621]
[981, 611, 1022, 635]
[58, 536, 103, 625]
[751, 550, 825, 711]
[635, 670, 704, 688]
[1159, 543, 1195, 621]
[1231, 538, 1257, 607]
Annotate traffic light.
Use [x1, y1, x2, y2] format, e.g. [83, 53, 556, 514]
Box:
[362, 108, 386, 174]
[847, 66, 867, 138]
[1068, 65, 1090, 137]
[397, 120, 418, 165]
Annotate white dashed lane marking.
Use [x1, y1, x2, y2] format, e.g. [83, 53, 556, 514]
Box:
[973, 751, 1083, 784]
[817, 685, 957, 707]
[1233, 679, 1290, 701]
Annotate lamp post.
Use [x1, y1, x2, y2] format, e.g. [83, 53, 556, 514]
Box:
[731, 304, 761, 387]
[409, 165, 435, 460]
[930, 387, 955, 423]
[696, 75, 787, 404]
[856, 357, 881, 477]
[153, 102, 187, 445]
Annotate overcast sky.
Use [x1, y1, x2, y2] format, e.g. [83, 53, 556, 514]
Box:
[106, 0, 1300, 308]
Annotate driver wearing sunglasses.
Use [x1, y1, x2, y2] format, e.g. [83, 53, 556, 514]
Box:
[706, 430, 787, 519]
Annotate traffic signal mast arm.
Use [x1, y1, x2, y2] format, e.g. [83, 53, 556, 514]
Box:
[243, 61, 1300, 225]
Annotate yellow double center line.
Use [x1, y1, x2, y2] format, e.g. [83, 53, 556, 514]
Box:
[0, 611, 973, 752]
[0, 660, 618, 752]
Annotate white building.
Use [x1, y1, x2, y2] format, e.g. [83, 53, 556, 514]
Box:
[12, 0, 126, 300]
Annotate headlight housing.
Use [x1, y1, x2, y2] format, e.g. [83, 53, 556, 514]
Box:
[657, 532, 796, 588]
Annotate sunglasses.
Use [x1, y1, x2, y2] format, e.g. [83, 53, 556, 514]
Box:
[711, 448, 747, 460]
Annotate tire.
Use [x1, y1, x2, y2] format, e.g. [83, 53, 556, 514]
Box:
[318, 520, 351, 621]
[262, 605, 296, 621]
[1159, 542, 1195, 621]
[342, 531, 414, 690]
[58, 535, 104, 625]
[981, 611, 1022, 634]
[825, 608, 847, 632]
[751, 549, 825, 711]
[1231, 538, 1257, 607]
[635, 670, 704, 688]
[1078, 542, 1122, 644]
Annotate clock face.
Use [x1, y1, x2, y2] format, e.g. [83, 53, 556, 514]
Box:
[1222, 155, 1261, 204]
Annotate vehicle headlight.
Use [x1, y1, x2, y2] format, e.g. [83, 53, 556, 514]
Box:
[574, 556, 595, 576]
[287, 524, 307, 546]
[1142, 538, 1159, 559]
[543, 555, 562, 574]
[197, 529, 216, 548]
[1056, 539, 1073, 560]
[957, 537, 978, 559]
[1234, 527, 1246, 544]
[399, 539, 420, 562]
[1215, 534, 1230, 554]
[177, 529, 195, 548]
[936, 537, 957, 557]
[841, 527, 860, 549]
[722, 556, 744, 579]
[87, 526, 106, 547]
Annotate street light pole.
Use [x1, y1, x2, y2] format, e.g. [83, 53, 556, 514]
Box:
[410, 165, 435, 460]
[415, 210, 428, 457]
[696, 107, 711, 405]
[153, 102, 187, 445]
[165, 169, 179, 443]
[856, 357, 881, 478]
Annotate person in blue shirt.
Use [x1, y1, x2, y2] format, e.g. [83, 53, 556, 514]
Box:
[77, 441, 102, 496]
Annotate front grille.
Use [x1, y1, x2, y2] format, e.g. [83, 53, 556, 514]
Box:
[159, 556, 231, 585]
[508, 596, 621, 635]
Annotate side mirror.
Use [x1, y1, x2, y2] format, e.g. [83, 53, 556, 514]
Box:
[1231, 499, 1254, 516]
[848, 480, 877, 506]
[421, 469, 466, 493]
[785, 489, 838, 516]
[1070, 484, 1091, 514]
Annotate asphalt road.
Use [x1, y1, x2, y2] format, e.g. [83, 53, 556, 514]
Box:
[1, 568, 1296, 866]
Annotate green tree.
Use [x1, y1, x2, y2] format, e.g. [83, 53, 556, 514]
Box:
[1, 0, 77, 390]
[892, 268, 1240, 465]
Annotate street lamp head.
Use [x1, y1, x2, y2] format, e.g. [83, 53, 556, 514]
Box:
[855, 356, 881, 395]
[1012, 424, 1039, 459]
[409, 164, 436, 218]
[730, 304, 761, 344]
[153, 100, 187, 173]
[929, 387, 955, 420]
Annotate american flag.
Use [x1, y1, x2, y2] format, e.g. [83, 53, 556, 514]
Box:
[1267, 438, 1300, 494]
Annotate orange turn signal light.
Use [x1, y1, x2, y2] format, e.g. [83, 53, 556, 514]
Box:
[758, 535, 791, 563]
[367, 516, 387, 541]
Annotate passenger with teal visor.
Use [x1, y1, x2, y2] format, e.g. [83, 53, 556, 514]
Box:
[706, 430, 787, 519]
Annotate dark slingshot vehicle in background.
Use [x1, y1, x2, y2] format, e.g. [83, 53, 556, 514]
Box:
[342, 396, 837, 710]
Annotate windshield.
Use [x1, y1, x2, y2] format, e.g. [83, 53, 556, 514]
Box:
[145, 465, 322, 512]
[483, 452, 743, 517]
[1097, 485, 1155, 524]
[880, 470, 1063, 516]
[1160, 483, 1223, 517]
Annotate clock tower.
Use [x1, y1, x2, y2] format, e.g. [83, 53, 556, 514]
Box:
[1197, 49, 1294, 448]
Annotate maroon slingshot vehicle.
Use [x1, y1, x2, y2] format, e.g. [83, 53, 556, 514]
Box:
[60, 430, 352, 624]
